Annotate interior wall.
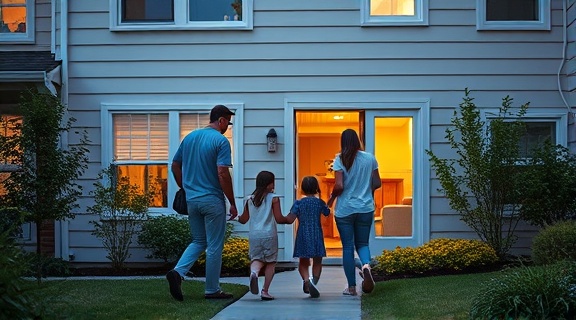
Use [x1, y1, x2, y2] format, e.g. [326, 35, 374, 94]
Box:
[297, 134, 339, 198]
[375, 123, 412, 198]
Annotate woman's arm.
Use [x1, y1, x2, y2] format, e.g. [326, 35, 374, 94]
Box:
[371, 168, 382, 192]
[327, 170, 344, 207]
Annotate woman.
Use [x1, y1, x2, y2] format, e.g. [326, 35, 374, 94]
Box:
[327, 129, 381, 296]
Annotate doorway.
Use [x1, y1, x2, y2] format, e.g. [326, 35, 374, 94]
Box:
[295, 111, 361, 257]
[295, 110, 414, 257]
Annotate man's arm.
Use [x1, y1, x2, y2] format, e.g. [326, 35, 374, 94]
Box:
[171, 161, 183, 188]
[218, 166, 238, 220]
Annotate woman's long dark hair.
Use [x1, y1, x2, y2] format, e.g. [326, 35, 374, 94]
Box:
[339, 129, 363, 171]
[251, 171, 275, 207]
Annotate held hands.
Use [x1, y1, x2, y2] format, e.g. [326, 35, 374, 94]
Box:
[227, 205, 238, 221]
[327, 195, 336, 208]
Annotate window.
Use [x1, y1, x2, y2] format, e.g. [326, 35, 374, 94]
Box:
[0, 0, 34, 43]
[111, 0, 253, 31]
[102, 104, 243, 213]
[477, 0, 550, 31]
[0, 114, 22, 196]
[518, 121, 556, 158]
[113, 114, 169, 208]
[361, 0, 428, 26]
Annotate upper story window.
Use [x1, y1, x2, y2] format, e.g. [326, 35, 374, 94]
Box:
[477, 0, 550, 31]
[102, 104, 243, 213]
[361, 0, 429, 26]
[0, 0, 35, 43]
[111, 0, 253, 31]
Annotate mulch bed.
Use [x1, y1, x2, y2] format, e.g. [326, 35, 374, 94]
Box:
[68, 264, 294, 278]
[68, 260, 518, 282]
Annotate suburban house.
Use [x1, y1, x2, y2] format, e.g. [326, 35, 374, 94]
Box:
[1, 0, 575, 265]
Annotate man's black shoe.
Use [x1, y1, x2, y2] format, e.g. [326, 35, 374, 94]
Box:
[166, 270, 184, 301]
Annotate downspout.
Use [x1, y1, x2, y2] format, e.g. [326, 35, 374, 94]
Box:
[559, 0, 571, 114]
[57, 0, 71, 261]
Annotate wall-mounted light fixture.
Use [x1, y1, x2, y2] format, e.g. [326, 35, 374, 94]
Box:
[267, 128, 277, 152]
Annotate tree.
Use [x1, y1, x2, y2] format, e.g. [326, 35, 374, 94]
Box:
[426, 89, 528, 258]
[88, 165, 152, 270]
[0, 89, 89, 280]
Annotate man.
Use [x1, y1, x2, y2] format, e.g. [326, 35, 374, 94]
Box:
[166, 105, 238, 301]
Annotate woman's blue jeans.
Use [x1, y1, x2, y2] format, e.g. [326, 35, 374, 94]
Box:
[335, 211, 374, 287]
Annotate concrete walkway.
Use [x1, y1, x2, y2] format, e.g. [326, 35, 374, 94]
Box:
[212, 266, 362, 320]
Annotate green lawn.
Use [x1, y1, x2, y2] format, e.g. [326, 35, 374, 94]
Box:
[363, 272, 497, 320]
[34, 279, 248, 320]
[32, 272, 499, 319]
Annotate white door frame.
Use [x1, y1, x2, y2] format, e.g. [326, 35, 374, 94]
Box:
[284, 98, 431, 261]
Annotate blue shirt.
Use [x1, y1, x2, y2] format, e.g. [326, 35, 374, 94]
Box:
[173, 127, 232, 201]
[332, 151, 378, 217]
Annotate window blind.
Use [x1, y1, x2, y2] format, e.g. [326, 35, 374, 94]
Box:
[113, 114, 169, 160]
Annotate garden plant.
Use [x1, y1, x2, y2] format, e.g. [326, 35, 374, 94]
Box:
[88, 165, 152, 271]
[426, 89, 529, 258]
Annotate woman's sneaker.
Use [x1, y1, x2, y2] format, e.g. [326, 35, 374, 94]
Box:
[361, 267, 375, 294]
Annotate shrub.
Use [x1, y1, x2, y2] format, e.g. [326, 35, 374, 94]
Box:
[138, 215, 244, 270]
[88, 165, 152, 270]
[196, 237, 250, 272]
[470, 262, 576, 320]
[22, 253, 71, 278]
[518, 143, 576, 227]
[0, 230, 43, 319]
[426, 90, 529, 258]
[373, 238, 499, 275]
[532, 221, 576, 265]
[138, 215, 190, 263]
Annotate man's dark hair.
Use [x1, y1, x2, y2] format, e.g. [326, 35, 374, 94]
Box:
[209, 105, 235, 122]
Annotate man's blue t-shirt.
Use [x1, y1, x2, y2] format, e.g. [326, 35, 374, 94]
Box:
[172, 127, 232, 201]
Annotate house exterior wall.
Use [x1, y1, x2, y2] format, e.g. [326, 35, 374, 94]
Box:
[63, 0, 570, 263]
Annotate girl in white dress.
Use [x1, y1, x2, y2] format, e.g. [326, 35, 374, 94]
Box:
[238, 170, 288, 300]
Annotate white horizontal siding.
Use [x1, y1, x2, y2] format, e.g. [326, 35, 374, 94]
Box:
[63, 0, 569, 263]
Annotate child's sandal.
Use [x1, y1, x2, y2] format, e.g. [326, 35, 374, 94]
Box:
[260, 289, 275, 301]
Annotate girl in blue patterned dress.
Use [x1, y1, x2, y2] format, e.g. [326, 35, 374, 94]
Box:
[284, 176, 331, 298]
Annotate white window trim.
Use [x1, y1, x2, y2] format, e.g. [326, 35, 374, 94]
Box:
[481, 111, 567, 147]
[482, 111, 565, 217]
[0, 0, 35, 43]
[101, 103, 244, 214]
[110, 0, 253, 31]
[361, 0, 429, 26]
[476, 0, 551, 31]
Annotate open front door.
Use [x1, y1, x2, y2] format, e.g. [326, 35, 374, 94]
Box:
[365, 110, 421, 254]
